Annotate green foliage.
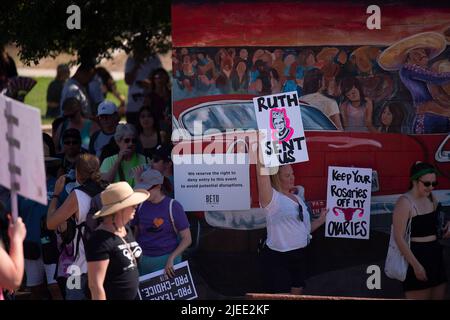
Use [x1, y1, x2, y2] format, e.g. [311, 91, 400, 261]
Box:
[25, 77, 128, 119]
[1, 0, 171, 65]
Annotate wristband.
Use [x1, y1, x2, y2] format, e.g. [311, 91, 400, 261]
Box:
[52, 194, 60, 200]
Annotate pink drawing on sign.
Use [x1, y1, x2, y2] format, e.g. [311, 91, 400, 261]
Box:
[270, 108, 294, 143]
[332, 207, 364, 221]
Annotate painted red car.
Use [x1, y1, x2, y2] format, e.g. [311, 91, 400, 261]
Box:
[172, 94, 450, 296]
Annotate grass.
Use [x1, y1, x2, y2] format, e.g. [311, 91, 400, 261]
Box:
[24, 77, 128, 125]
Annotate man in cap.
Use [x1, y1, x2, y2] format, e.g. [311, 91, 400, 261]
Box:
[89, 100, 120, 158]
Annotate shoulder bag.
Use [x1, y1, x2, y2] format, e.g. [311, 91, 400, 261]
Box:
[384, 194, 417, 281]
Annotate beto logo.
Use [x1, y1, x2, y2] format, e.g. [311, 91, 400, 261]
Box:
[206, 194, 220, 205]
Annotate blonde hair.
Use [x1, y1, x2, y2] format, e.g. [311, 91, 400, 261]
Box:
[270, 173, 282, 192]
[75, 154, 101, 184]
[270, 164, 290, 192]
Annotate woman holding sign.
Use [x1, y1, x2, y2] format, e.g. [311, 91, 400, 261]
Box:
[256, 148, 327, 294]
[85, 182, 149, 300]
[392, 162, 448, 299]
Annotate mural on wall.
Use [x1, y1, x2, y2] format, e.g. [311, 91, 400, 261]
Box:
[173, 39, 450, 134]
[171, 1, 450, 297]
[172, 1, 450, 135]
[172, 1, 450, 231]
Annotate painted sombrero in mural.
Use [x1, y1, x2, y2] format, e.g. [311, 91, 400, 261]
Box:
[378, 32, 447, 71]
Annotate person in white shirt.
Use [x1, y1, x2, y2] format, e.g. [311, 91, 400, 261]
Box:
[256, 156, 327, 295]
[124, 48, 162, 127]
[60, 64, 96, 118]
[301, 68, 343, 130]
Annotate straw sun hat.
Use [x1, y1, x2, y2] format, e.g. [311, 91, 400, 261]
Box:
[378, 32, 446, 71]
[94, 182, 149, 219]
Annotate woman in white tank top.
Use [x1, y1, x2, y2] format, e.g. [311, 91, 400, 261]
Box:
[47, 154, 104, 300]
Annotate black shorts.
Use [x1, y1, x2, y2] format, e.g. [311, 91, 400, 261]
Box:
[403, 240, 447, 291]
[261, 246, 308, 293]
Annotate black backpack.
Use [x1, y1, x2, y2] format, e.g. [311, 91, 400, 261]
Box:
[60, 180, 107, 258]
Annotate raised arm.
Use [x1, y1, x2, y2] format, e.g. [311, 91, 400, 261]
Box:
[256, 140, 273, 208]
[100, 152, 127, 183]
[47, 175, 78, 230]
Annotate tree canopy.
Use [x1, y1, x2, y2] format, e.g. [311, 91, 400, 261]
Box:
[0, 0, 171, 65]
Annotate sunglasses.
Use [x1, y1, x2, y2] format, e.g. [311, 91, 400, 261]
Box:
[419, 180, 438, 188]
[123, 138, 137, 144]
[63, 139, 80, 145]
[298, 203, 304, 222]
[98, 115, 114, 120]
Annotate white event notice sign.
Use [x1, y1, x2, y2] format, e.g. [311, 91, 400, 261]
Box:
[173, 153, 250, 211]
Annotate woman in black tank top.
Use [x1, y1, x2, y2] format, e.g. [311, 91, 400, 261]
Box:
[136, 106, 167, 159]
[392, 162, 447, 299]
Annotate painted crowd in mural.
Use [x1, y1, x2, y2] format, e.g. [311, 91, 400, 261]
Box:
[173, 32, 450, 135]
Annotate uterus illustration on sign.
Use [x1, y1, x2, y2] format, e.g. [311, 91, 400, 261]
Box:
[270, 108, 294, 143]
[332, 207, 364, 221]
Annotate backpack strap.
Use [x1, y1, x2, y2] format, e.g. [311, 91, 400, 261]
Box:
[75, 180, 104, 197]
[169, 199, 177, 234]
[74, 221, 86, 259]
[73, 181, 104, 258]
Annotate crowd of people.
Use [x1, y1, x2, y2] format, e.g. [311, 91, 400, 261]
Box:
[0, 44, 449, 300]
[0, 47, 189, 300]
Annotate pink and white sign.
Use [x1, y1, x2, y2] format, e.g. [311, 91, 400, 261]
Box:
[253, 91, 309, 168]
[325, 166, 372, 240]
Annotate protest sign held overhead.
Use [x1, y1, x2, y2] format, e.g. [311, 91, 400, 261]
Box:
[253, 91, 309, 168]
[325, 166, 372, 240]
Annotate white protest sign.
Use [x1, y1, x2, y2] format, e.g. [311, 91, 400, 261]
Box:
[0, 95, 47, 205]
[138, 261, 198, 300]
[325, 166, 372, 240]
[173, 153, 250, 211]
[253, 91, 309, 167]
